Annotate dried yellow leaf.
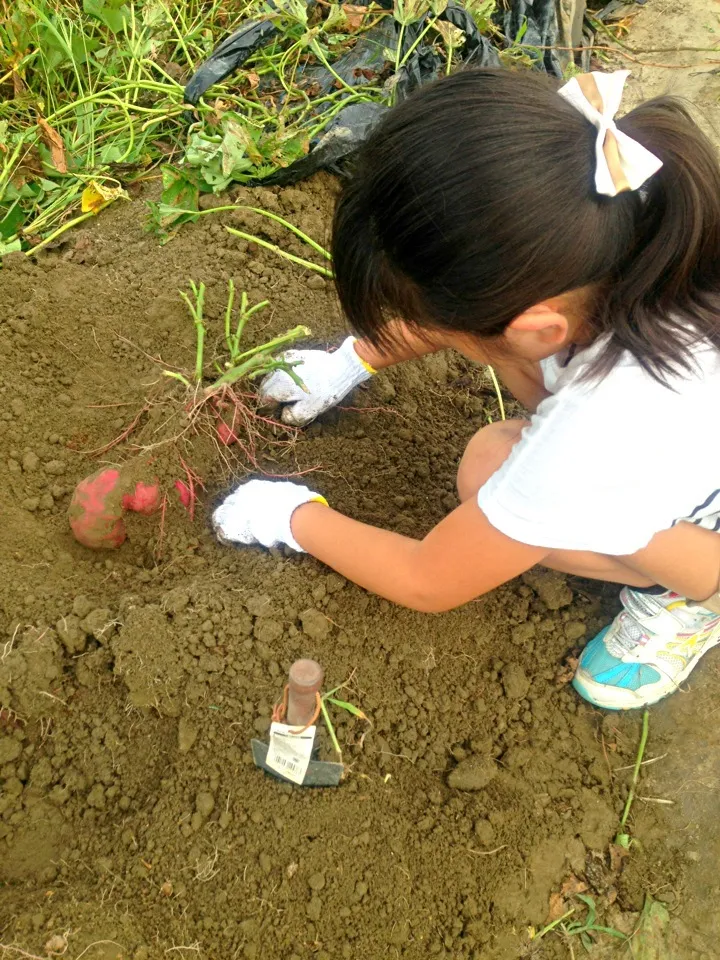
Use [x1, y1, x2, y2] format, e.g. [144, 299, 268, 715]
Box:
[81, 180, 129, 214]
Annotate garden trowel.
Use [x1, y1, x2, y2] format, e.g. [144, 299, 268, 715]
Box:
[251, 658, 344, 787]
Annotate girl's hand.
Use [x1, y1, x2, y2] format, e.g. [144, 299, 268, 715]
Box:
[212, 479, 327, 551]
[259, 336, 373, 426]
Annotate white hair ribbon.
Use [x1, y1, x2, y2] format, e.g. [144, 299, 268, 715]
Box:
[558, 70, 663, 198]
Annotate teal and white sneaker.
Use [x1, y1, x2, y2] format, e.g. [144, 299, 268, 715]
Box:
[573, 587, 720, 710]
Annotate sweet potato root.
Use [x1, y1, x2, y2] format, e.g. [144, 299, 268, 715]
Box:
[69, 467, 161, 549]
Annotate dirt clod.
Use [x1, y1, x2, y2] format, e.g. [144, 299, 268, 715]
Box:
[447, 755, 498, 791]
[501, 662, 530, 700]
[299, 607, 331, 640]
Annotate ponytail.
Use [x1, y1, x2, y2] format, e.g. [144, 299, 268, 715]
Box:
[598, 98, 720, 379]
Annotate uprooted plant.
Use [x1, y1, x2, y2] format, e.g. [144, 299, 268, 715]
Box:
[68, 279, 316, 554]
[159, 277, 312, 476]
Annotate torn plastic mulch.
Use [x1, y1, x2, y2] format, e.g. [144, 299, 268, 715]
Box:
[182, 0, 559, 187]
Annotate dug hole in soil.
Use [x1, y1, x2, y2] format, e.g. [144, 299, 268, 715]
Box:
[0, 172, 694, 958]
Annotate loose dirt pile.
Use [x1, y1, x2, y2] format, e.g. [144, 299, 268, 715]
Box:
[0, 164, 715, 958]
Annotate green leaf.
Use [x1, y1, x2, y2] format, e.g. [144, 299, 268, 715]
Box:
[326, 697, 369, 721]
[163, 164, 199, 209]
[465, 0, 496, 30]
[630, 895, 671, 960]
[70, 32, 102, 64]
[221, 121, 255, 177]
[576, 894, 597, 927]
[146, 164, 200, 236]
[142, 0, 169, 30]
[35, 23, 69, 72]
[0, 238, 23, 256]
[323, 4, 348, 32]
[0, 201, 25, 240]
[83, 0, 130, 34]
[3, 181, 40, 203]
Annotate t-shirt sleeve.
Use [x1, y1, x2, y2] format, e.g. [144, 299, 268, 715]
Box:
[476, 377, 680, 556]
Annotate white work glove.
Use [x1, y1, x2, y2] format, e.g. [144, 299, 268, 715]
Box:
[259, 336, 374, 426]
[212, 480, 328, 552]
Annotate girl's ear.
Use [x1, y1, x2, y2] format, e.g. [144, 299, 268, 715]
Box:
[504, 303, 570, 359]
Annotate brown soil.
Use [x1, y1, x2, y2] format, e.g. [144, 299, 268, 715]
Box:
[1, 8, 720, 952]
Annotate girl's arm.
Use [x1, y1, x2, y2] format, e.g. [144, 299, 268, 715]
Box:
[291, 499, 547, 612]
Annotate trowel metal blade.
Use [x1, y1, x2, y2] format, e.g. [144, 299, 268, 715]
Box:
[251, 739, 344, 787]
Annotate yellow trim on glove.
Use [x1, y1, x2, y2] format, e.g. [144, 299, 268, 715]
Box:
[358, 356, 377, 375]
[350, 337, 377, 375]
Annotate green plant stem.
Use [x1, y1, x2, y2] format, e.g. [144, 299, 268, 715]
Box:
[229, 324, 311, 367]
[165, 206, 332, 260]
[238, 206, 332, 259]
[532, 909, 575, 940]
[446, 42, 454, 75]
[320, 696, 343, 760]
[226, 228, 334, 277]
[395, 21, 407, 73]
[26, 201, 115, 256]
[233, 297, 270, 357]
[309, 40, 355, 94]
[163, 370, 192, 388]
[208, 354, 308, 393]
[179, 282, 206, 384]
[208, 352, 270, 390]
[11, 185, 83, 242]
[208, 327, 309, 391]
[620, 709, 650, 829]
[44, 81, 182, 124]
[0, 135, 29, 204]
[306, 91, 382, 136]
[399, 16, 440, 67]
[224, 279, 236, 355]
[233, 291, 249, 356]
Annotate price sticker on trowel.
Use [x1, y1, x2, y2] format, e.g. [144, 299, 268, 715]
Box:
[266, 722, 316, 785]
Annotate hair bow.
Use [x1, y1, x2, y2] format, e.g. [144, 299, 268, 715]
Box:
[559, 70, 663, 198]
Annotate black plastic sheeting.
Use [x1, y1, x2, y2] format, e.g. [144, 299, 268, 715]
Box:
[504, 0, 559, 76]
[183, 0, 557, 186]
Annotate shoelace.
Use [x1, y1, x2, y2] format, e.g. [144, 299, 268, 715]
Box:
[609, 592, 680, 657]
[613, 593, 717, 659]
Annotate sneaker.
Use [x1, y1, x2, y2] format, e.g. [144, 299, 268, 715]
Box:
[572, 587, 720, 710]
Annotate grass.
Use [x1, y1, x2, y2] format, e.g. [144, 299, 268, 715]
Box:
[0, 0, 511, 256]
[616, 709, 650, 848]
[530, 893, 628, 952]
[319, 677, 371, 763]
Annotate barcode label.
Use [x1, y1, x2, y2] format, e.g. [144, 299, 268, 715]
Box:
[266, 722, 316, 785]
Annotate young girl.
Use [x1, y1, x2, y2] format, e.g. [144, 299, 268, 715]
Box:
[213, 68, 720, 712]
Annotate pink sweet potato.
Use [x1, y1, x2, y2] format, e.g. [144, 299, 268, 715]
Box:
[216, 420, 238, 447]
[121, 481, 162, 515]
[69, 467, 161, 549]
[174, 480, 191, 509]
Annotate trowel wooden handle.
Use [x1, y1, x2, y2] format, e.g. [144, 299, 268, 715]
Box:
[286, 659, 324, 726]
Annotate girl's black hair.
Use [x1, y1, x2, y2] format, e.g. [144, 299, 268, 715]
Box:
[331, 68, 720, 381]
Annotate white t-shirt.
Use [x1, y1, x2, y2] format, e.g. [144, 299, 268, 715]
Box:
[477, 337, 720, 555]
